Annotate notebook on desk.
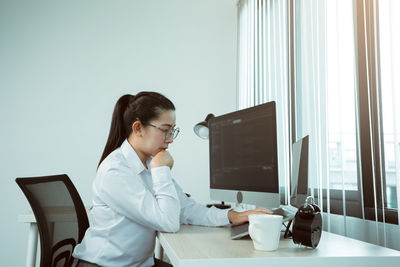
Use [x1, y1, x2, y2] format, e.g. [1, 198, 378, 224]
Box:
[231, 135, 309, 240]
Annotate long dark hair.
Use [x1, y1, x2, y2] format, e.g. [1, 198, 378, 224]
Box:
[98, 91, 175, 167]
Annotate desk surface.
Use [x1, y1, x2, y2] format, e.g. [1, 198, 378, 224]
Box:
[157, 224, 400, 267]
[18, 206, 91, 223]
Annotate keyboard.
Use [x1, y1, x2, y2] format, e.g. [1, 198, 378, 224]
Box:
[230, 206, 296, 239]
[230, 222, 250, 239]
[271, 207, 295, 221]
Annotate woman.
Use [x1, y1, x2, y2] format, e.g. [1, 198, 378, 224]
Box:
[73, 92, 271, 267]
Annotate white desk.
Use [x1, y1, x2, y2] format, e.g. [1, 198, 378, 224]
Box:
[19, 207, 164, 267]
[19, 211, 39, 267]
[18, 207, 91, 267]
[157, 224, 400, 267]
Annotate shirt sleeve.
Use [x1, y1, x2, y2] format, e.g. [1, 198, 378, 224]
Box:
[172, 180, 231, 226]
[95, 165, 181, 233]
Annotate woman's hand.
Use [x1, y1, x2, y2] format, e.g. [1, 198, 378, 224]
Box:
[150, 150, 174, 169]
[228, 207, 273, 225]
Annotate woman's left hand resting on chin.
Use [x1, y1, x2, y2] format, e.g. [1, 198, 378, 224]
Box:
[228, 207, 273, 225]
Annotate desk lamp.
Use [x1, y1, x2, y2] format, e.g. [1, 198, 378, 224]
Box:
[194, 113, 231, 209]
[193, 113, 215, 139]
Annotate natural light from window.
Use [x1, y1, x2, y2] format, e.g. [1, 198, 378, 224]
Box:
[378, 0, 400, 209]
[295, 0, 359, 192]
[326, 0, 358, 191]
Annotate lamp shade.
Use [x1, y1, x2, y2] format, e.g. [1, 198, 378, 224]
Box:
[193, 113, 215, 139]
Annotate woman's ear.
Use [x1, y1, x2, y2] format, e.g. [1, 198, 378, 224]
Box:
[131, 121, 143, 137]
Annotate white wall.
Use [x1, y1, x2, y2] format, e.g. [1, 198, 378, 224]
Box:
[0, 0, 237, 266]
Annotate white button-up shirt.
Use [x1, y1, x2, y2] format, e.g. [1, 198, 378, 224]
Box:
[73, 140, 230, 267]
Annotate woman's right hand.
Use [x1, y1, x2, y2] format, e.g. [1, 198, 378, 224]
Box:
[150, 150, 174, 169]
[228, 207, 273, 225]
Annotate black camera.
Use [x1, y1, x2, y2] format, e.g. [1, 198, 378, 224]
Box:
[292, 196, 322, 248]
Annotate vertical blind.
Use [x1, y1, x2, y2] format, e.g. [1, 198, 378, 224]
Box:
[237, 0, 291, 204]
[378, 0, 400, 229]
[236, 0, 400, 249]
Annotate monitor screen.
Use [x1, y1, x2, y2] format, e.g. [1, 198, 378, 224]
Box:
[290, 135, 309, 208]
[209, 101, 280, 208]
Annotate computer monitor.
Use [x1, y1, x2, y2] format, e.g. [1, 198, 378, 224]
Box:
[290, 135, 309, 208]
[209, 101, 280, 209]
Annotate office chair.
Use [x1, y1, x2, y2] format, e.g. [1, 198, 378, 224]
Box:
[16, 174, 89, 267]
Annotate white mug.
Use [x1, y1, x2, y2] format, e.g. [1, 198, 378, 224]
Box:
[248, 214, 283, 251]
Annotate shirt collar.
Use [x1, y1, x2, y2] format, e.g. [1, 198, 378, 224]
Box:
[121, 139, 147, 175]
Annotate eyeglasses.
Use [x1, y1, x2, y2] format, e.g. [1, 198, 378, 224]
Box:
[146, 123, 180, 140]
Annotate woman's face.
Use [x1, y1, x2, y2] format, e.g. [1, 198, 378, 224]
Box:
[140, 109, 177, 157]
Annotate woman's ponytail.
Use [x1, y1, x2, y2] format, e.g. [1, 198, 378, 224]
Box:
[98, 94, 134, 168]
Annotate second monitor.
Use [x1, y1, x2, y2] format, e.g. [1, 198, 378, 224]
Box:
[209, 101, 280, 209]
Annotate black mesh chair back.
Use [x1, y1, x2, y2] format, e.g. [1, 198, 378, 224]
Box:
[16, 174, 89, 267]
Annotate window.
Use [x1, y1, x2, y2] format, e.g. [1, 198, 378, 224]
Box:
[294, 0, 359, 199]
[378, 0, 400, 210]
[236, 0, 400, 226]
